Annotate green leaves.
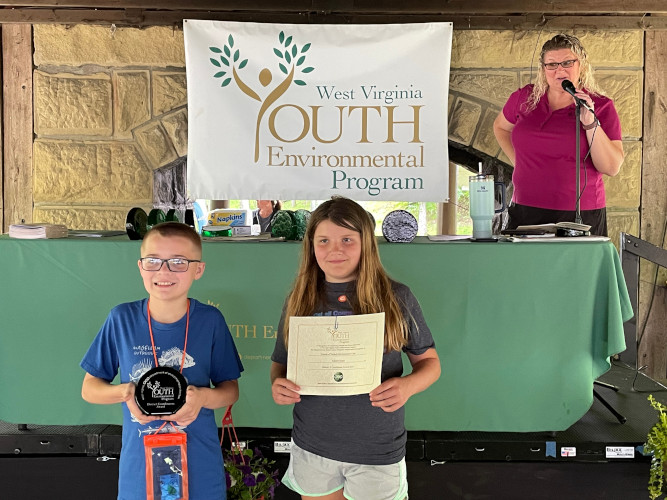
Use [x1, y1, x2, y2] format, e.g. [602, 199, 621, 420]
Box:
[209, 34, 247, 84]
[210, 31, 315, 90]
[646, 395, 667, 499]
[274, 31, 315, 82]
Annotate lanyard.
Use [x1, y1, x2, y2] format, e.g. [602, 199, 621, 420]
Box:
[146, 299, 190, 373]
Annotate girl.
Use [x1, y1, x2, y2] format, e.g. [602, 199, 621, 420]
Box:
[270, 197, 440, 500]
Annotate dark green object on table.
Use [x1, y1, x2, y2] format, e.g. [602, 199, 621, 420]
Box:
[125, 207, 148, 240]
[293, 209, 311, 240]
[147, 209, 166, 231]
[271, 210, 298, 240]
[165, 209, 183, 223]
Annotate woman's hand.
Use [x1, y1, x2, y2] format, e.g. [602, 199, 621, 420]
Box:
[572, 89, 596, 127]
[493, 112, 516, 165]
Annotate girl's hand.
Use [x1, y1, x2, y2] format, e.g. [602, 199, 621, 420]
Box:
[272, 378, 301, 405]
[369, 377, 412, 413]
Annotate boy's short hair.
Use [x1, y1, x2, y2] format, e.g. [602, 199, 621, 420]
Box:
[142, 222, 202, 255]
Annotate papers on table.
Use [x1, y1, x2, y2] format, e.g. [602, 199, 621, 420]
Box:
[287, 313, 385, 396]
[515, 221, 592, 233]
[9, 224, 68, 239]
[507, 235, 610, 243]
[427, 234, 470, 241]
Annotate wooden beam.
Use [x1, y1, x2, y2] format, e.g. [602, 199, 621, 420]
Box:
[639, 30, 667, 379]
[2, 24, 33, 231]
[0, 1, 665, 15]
[0, 9, 666, 30]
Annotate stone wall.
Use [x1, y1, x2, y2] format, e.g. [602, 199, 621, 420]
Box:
[32, 25, 643, 239]
[33, 25, 187, 230]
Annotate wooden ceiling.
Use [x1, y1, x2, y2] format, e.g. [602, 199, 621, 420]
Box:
[0, 1, 666, 29]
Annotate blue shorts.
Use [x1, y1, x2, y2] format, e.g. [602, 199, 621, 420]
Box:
[282, 441, 408, 500]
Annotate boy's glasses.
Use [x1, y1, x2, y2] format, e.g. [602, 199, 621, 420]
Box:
[543, 59, 578, 70]
[140, 257, 201, 272]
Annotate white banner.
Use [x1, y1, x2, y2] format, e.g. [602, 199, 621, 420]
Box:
[184, 20, 452, 201]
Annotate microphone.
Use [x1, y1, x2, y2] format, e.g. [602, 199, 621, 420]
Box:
[561, 80, 595, 114]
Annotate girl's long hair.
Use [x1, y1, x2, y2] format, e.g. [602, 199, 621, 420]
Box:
[283, 197, 408, 352]
[525, 33, 605, 112]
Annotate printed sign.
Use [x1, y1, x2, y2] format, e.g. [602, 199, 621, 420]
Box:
[560, 446, 577, 457]
[605, 446, 635, 458]
[273, 441, 292, 454]
[184, 20, 452, 201]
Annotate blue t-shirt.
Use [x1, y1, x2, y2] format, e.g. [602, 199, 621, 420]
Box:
[81, 298, 243, 500]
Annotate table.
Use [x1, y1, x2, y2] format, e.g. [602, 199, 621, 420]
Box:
[0, 236, 632, 432]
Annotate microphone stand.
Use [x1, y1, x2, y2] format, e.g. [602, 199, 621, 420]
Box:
[575, 97, 625, 422]
[574, 101, 583, 225]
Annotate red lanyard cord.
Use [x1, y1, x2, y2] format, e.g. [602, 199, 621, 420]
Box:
[146, 299, 190, 373]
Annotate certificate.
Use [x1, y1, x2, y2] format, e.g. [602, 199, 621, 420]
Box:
[287, 313, 385, 396]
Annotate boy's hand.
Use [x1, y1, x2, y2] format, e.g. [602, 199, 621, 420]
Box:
[122, 383, 160, 425]
[271, 378, 301, 405]
[163, 385, 204, 427]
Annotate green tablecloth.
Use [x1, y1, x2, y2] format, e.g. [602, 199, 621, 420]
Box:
[0, 236, 632, 431]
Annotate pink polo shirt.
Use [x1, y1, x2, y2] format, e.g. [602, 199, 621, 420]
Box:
[503, 84, 622, 211]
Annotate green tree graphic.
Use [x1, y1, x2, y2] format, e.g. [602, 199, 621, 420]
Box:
[209, 31, 315, 162]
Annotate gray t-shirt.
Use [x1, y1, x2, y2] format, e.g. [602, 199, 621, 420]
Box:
[271, 279, 435, 465]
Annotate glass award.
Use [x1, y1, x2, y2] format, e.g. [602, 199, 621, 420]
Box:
[135, 366, 187, 415]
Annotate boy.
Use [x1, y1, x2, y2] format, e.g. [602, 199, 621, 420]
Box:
[81, 222, 243, 499]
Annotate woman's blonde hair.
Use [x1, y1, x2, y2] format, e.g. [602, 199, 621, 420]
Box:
[525, 34, 604, 112]
[283, 197, 409, 352]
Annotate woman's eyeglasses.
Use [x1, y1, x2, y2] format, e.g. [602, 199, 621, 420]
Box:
[543, 59, 578, 70]
[140, 257, 200, 272]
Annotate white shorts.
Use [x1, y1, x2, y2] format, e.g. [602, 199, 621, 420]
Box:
[282, 442, 408, 500]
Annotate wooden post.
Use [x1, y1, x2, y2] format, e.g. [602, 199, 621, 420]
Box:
[438, 162, 458, 234]
[638, 30, 667, 380]
[2, 24, 33, 232]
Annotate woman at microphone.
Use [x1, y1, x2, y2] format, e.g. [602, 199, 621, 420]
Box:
[493, 34, 624, 236]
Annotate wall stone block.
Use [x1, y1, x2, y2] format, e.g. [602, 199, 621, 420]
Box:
[134, 122, 178, 169]
[453, 30, 643, 70]
[162, 109, 189, 158]
[450, 71, 519, 106]
[33, 25, 185, 67]
[33, 207, 137, 231]
[578, 31, 643, 68]
[472, 109, 501, 157]
[596, 71, 643, 139]
[33, 140, 152, 203]
[607, 211, 639, 252]
[452, 31, 542, 69]
[153, 72, 188, 116]
[115, 71, 151, 139]
[448, 98, 482, 146]
[34, 71, 112, 136]
[604, 140, 641, 209]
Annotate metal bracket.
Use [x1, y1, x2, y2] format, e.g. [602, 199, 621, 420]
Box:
[619, 232, 667, 369]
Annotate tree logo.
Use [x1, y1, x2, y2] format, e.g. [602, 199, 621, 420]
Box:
[208, 31, 315, 163]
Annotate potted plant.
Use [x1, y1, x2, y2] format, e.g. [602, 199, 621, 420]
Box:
[224, 446, 281, 500]
[645, 395, 667, 499]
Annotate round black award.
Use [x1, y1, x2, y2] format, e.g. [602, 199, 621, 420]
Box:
[126, 207, 148, 240]
[135, 366, 187, 415]
[382, 210, 418, 243]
